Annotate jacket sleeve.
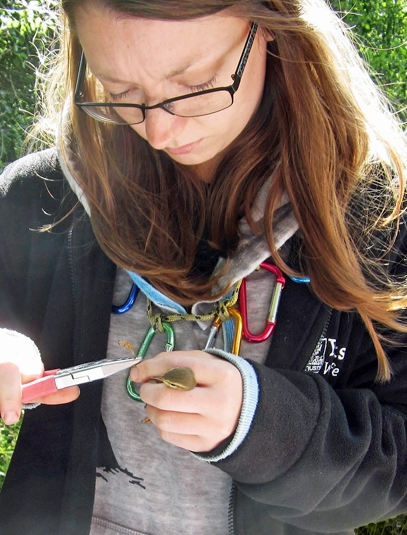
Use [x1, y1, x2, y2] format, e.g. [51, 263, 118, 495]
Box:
[209, 220, 407, 531]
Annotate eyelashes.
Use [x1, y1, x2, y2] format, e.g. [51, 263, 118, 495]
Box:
[108, 90, 130, 102]
[106, 75, 218, 102]
[188, 76, 217, 93]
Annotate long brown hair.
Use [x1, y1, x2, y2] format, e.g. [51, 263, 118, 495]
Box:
[40, 0, 407, 380]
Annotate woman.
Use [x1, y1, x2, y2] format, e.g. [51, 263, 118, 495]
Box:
[0, 0, 407, 534]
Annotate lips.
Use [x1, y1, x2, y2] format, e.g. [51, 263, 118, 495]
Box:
[165, 139, 202, 156]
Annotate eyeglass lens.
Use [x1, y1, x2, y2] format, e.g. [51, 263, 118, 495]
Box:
[80, 90, 234, 125]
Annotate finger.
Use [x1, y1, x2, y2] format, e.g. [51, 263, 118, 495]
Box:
[21, 386, 81, 407]
[39, 386, 80, 405]
[130, 350, 222, 385]
[0, 362, 23, 425]
[149, 427, 219, 453]
[141, 378, 241, 432]
[139, 380, 207, 413]
[143, 392, 212, 451]
[146, 404, 206, 435]
[145, 404, 235, 449]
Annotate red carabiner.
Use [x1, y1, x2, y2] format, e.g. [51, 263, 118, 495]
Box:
[239, 263, 285, 342]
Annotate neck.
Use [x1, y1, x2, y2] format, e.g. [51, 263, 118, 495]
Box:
[189, 150, 227, 183]
[190, 161, 216, 183]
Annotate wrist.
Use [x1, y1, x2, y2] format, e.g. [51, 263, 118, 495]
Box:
[192, 348, 259, 462]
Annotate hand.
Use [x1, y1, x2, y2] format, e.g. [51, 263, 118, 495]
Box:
[0, 329, 79, 425]
[130, 350, 243, 453]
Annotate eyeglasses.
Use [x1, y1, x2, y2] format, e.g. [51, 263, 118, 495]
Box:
[74, 22, 258, 126]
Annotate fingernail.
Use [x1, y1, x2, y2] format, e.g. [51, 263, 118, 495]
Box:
[2, 411, 20, 425]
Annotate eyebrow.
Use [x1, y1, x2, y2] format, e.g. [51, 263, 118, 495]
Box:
[164, 63, 194, 79]
[96, 74, 131, 84]
[95, 51, 213, 85]
[97, 63, 196, 83]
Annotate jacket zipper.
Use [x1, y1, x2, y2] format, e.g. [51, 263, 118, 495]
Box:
[228, 483, 236, 535]
[67, 226, 77, 318]
[227, 308, 332, 535]
[303, 308, 332, 371]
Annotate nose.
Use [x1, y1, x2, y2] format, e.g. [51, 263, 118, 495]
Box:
[143, 107, 184, 150]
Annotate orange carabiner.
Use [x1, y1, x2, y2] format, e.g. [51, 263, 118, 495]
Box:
[204, 307, 243, 355]
[239, 263, 285, 342]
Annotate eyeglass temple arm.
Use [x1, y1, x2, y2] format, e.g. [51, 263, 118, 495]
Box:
[75, 24, 258, 102]
[231, 22, 258, 91]
[74, 52, 87, 101]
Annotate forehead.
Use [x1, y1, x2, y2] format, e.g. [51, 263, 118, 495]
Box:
[74, 6, 248, 80]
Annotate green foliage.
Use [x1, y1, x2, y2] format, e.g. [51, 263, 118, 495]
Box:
[330, 0, 407, 113]
[0, 0, 59, 172]
[0, 419, 22, 488]
[356, 516, 407, 534]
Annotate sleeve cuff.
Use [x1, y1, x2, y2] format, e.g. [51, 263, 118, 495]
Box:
[192, 348, 259, 463]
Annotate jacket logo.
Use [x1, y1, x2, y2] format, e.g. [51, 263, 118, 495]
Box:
[304, 337, 346, 377]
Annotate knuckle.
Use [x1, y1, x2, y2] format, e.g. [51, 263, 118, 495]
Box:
[0, 361, 19, 375]
[221, 419, 235, 438]
[159, 430, 174, 444]
[158, 383, 177, 406]
[154, 352, 169, 361]
[143, 382, 174, 409]
[224, 362, 241, 383]
[154, 411, 173, 432]
[154, 385, 169, 406]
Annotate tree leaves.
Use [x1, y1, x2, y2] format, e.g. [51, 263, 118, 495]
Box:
[330, 0, 407, 112]
[0, 1, 58, 171]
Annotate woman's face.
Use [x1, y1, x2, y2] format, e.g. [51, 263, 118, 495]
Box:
[75, 6, 269, 180]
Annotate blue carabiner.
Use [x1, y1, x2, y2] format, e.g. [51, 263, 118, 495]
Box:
[112, 283, 139, 314]
[289, 276, 310, 283]
[126, 322, 175, 402]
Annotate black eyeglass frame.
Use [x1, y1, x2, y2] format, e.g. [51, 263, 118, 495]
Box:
[74, 22, 258, 124]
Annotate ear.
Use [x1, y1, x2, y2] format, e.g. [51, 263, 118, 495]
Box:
[259, 27, 275, 43]
[266, 31, 275, 42]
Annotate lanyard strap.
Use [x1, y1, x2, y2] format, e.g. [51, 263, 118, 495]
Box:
[146, 280, 242, 333]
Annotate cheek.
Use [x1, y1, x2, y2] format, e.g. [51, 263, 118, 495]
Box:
[207, 101, 256, 141]
[237, 76, 266, 118]
[202, 108, 245, 135]
[130, 123, 147, 140]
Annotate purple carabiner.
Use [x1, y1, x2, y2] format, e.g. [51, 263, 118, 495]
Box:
[239, 262, 285, 343]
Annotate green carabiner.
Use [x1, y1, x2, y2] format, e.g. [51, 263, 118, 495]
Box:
[126, 322, 175, 402]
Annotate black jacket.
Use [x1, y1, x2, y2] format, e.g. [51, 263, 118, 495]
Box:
[1, 149, 407, 535]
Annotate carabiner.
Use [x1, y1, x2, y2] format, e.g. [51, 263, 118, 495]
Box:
[112, 283, 139, 314]
[239, 263, 285, 343]
[127, 322, 175, 401]
[204, 316, 222, 351]
[228, 308, 243, 355]
[204, 307, 242, 355]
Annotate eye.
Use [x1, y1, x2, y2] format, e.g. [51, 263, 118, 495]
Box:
[188, 76, 217, 93]
[108, 90, 131, 102]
